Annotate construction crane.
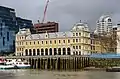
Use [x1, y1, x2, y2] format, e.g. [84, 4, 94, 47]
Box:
[41, 0, 50, 23]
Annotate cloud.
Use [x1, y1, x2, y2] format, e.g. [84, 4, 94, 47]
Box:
[0, 0, 120, 31]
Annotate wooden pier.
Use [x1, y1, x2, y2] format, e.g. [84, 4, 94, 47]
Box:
[4, 55, 90, 70]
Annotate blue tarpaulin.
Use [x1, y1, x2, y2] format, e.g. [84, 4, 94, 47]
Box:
[90, 53, 120, 58]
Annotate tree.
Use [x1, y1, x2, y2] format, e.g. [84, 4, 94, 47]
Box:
[94, 30, 117, 53]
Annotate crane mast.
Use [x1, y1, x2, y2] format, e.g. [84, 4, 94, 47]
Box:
[42, 0, 49, 23]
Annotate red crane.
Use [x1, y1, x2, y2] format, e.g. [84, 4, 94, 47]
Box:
[42, 0, 50, 23]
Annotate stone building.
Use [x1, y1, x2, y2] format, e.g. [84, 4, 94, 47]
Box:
[15, 22, 91, 56]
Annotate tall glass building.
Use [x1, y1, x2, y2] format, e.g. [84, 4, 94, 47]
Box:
[0, 6, 33, 54]
[0, 6, 33, 33]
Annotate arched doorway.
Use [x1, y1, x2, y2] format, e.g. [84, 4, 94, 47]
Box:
[67, 48, 71, 55]
[29, 49, 32, 56]
[45, 48, 48, 55]
[25, 49, 28, 56]
[41, 49, 44, 55]
[63, 48, 66, 55]
[33, 49, 36, 56]
[58, 48, 61, 55]
[54, 48, 57, 55]
[37, 49, 40, 56]
[49, 48, 52, 55]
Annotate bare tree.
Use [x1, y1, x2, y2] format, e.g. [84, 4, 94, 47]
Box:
[94, 30, 117, 53]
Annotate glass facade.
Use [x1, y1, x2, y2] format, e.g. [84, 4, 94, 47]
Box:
[0, 6, 33, 54]
[0, 6, 33, 33]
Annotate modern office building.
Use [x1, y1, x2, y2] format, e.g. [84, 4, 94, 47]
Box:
[16, 17, 33, 29]
[0, 6, 33, 54]
[34, 22, 59, 34]
[0, 6, 33, 33]
[16, 22, 91, 56]
[0, 19, 15, 53]
[95, 15, 113, 34]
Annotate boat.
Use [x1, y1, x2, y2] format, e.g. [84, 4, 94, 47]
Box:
[0, 57, 15, 69]
[6, 59, 31, 69]
[106, 66, 120, 72]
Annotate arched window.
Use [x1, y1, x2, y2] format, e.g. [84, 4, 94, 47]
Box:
[67, 48, 71, 55]
[79, 51, 81, 55]
[76, 51, 78, 55]
[41, 49, 44, 55]
[54, 48, 57, 55]
[58, 48, 61, 55]
[25, 49, 28, 56]
[63, 48, 66, 55]
[29, 49, 32, 56]
[49, 48, 52, 55]
[37, 49, 40, 56]
[33, 49, 36, 56]
[45, 48, 48, 55]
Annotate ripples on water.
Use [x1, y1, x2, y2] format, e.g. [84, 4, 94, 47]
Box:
[0, 69, 120, 79]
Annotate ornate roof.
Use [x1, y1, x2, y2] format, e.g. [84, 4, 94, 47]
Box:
[71, 22, 89, 32]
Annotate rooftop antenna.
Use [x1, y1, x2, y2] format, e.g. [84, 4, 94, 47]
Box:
[80, 20, 81, 23]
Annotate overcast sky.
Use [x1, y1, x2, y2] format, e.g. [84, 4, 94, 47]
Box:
[0, 0, 120, 31]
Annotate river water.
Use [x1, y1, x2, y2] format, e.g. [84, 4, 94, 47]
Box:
[0, 69, 120, 79]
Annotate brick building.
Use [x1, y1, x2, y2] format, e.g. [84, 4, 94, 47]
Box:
[33, 22, 59, 33]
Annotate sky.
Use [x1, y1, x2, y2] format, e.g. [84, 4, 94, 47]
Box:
[0, 0, 120, 31]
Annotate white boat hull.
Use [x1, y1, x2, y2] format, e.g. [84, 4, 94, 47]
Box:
[15, 65, 31, 69]
[0, 65, 15, 69]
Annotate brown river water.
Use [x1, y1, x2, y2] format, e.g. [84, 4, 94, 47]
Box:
[0, 69, 120, 79]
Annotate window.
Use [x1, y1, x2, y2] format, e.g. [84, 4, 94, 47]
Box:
[38, 41, 39, 44]
[46, 41, 48, 44]
[63, 40, 65, 43]
[79, 46, 81, 49]
[73, 46, 75, 49]
[50, 41, 52, 44]
[34, 41, 35, 44]
[22, 42, 23, 45]
[3, 37, 5, 46]
[79, 39, 81, 42]
[68, 40, 70, 43]
[26, 42, 27, 45]
[73, 33, 75, 36]
[76, 39, 78, 42]
[76, 33, 78, 36]
[0, 32, 2, 36]
[79, 33, 81, 36]
[19, 42, 21, 45]
[73, 39, 75, 42]
[108, 19, 111, 22]
[7, 32, 9, 41]
[73, 52, 75, 55]
[42, 41, 43, 44]
[54, 40, 56, 44]
[76, 46, 78, 49]
[59, 40, 61, 43]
